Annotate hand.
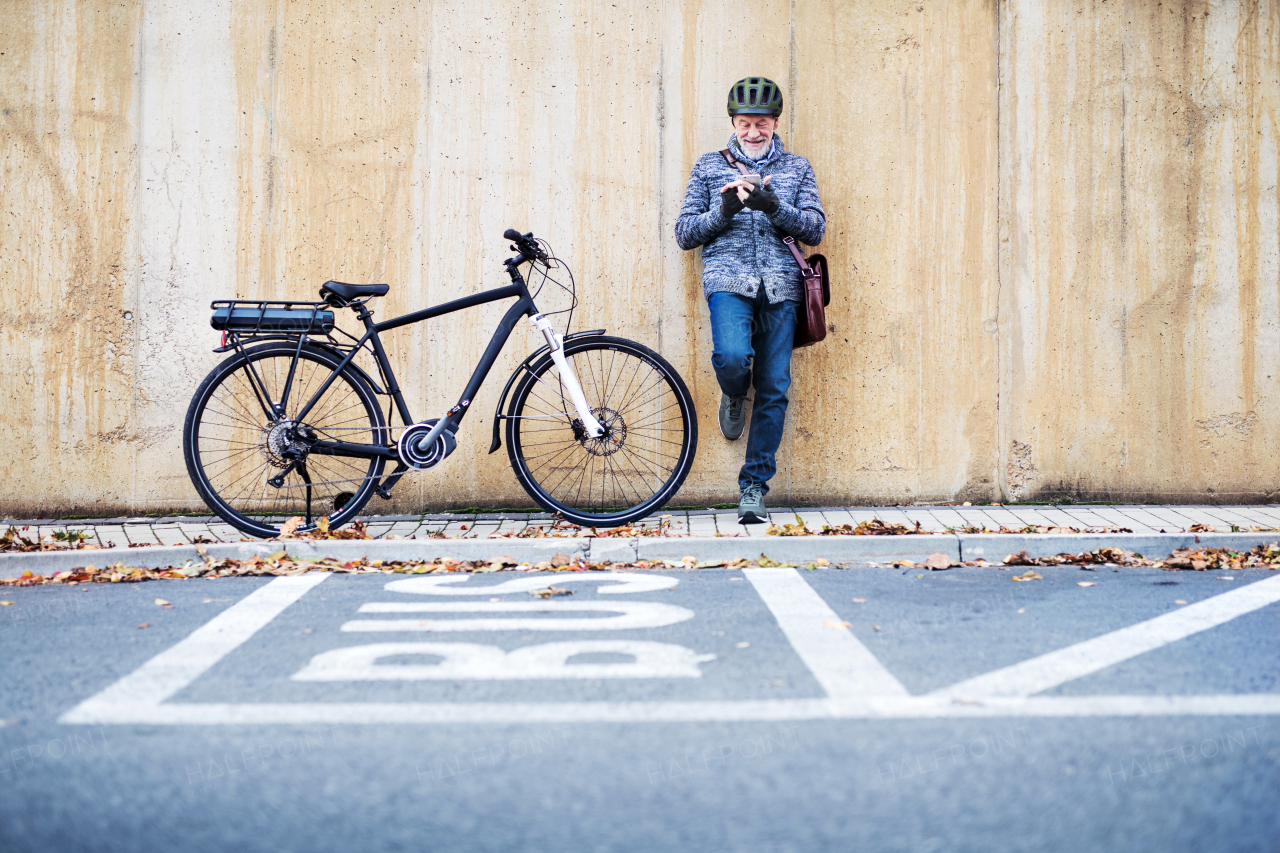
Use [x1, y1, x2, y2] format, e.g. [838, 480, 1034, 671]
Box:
[720, 186, 746, 218]
[742, 180, 779, 215]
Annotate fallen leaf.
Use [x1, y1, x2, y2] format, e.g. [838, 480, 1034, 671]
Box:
[815, 558, 829, 566]
[871, 625, 883, 632]
[1077, 581, 1096, 587]
[924, 553, 953, 570]
[1005, 550, 1035, 566]
[1012, 570, 1043, 582]
[549, 553, 571, 567]
[489, 597, 502, 602]
[266, 550, 287, 561]
[823, 619, 852, 629]
[1017, 608, 1026, 614]
[852, 598, 867, 603]
[154, 598, 170, 606]
[531, 586, 572, 599]
[0, 601, 12, 606]
[1175, 599, 1187, 605]
[736, 641, 750, 648]
[136, 622, 151, 629]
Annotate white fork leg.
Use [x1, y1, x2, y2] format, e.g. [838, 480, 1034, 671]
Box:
[530, 314, 604, 437]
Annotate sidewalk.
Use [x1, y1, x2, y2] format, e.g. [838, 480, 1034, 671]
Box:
[6, 503, 1280, 547]
[3, 504, 1279, 580]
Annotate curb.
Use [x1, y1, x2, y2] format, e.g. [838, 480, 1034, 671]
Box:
[3, 532, 1277, 580]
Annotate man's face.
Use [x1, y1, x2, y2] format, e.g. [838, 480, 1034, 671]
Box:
[733, 114, 779, 158]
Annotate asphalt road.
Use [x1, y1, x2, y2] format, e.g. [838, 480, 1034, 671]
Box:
[1, 566, 1277, 852]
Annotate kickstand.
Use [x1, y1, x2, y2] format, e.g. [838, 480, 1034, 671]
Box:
[298, 460, 313, 525]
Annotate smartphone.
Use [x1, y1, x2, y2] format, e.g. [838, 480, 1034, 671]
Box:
[743, 174, 762, 189]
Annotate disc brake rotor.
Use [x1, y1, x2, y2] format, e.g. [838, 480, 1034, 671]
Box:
[574, 407, 626, 457]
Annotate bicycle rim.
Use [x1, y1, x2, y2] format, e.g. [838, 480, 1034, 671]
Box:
[183, 343, 386, 538]
[507, 336, 697, 526]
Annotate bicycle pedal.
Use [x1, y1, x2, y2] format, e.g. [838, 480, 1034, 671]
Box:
[398, 419, 457, 469]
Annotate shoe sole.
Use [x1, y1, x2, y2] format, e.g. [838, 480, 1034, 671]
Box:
[737, 510, 767, 524]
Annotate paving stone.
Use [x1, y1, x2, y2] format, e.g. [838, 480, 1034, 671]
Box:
[151, 526, 190, 546]
[122, 526, 161, 546]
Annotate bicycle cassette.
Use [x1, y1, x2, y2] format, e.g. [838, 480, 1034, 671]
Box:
[398, 419, 457, 469]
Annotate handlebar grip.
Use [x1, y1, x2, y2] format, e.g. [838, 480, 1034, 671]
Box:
[503, 228, 523, 242]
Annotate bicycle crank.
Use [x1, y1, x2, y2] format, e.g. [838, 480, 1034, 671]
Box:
[398, 418, 458, 469]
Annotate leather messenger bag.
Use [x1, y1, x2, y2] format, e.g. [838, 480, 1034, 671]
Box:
[719, 149, 830, 348]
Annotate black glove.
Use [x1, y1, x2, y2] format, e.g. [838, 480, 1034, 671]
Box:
[742, 182, 780, 215]
[720, 186, 745, 219]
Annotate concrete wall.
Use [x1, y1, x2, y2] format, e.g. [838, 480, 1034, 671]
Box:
[0, 0, 1275, 516]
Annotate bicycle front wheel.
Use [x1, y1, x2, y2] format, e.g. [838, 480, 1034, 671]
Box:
[506, 336, 697, 527]
[183, 342, 387, 538]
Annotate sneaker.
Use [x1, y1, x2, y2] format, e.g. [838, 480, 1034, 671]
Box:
[738, 483, 767, 524]
[719, 393, 748, 441]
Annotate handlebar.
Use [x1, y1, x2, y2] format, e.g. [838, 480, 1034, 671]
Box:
[503, 228, 548, 265]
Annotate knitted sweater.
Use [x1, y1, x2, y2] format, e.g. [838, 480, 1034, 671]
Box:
[675, 135, 826, 303]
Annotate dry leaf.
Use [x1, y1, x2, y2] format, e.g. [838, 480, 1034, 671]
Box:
[1005, 550, 1035, 566]
[155, 598, 170, 607]
[871, 625, 883, 632]
[1077, 581, 1096, 587]
[924, 553, 953, 570]
[531, 586, 572, 599]
[1012, 570, 1043, 582]
[823, 619, 852, 629]
[549, 553, 571, 568]
[136, 622, 151, 629]
[735, 641, 750, 648]
[1175, 599, 1187, 605]
[0, 601, 12, 606]
[852, 598, 867, 603]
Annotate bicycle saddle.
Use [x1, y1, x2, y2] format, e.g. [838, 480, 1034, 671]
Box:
[320, 281, 389, 304]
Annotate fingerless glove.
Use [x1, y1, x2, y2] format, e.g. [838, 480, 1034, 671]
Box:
[742, 183, 779, 216]
[720, 187, 746, 219]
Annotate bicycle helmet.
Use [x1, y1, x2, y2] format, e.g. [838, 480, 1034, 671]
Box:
[727, 77, 783, 117]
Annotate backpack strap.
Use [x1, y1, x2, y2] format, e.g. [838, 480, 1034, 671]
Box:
[719, 148, 751, 176]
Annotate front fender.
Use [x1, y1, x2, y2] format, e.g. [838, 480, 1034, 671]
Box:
[488, 329, 606, 453]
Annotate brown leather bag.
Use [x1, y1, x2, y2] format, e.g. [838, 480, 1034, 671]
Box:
[720, 149, 830, 348]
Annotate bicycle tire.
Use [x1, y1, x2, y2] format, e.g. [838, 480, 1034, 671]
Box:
[183, 342, 387, 538]
[506, 336, 697, 527]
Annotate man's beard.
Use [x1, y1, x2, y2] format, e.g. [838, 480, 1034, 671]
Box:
[741, 136, 772, 159]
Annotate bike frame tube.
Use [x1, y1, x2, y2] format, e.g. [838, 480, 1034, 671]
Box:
[288, 277, 536, 449]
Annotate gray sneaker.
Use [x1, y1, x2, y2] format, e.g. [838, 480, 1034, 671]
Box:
[738, 483, 767, 524]
[719, 393, 748, 441]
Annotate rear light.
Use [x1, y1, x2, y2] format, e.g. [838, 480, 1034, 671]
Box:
[220, 331, 228, 347]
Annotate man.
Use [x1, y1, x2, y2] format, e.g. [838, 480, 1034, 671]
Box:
[675, 76, 826, 523]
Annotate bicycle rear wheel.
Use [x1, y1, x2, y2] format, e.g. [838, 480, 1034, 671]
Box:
[506, 336, 697, 527]
[183, 342, 386, 538]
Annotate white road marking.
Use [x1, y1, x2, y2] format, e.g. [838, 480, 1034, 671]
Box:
[60, 574, 328, 719]
[59, 694, 1280, 726]
[744, 567, 909, 699]
[292, 641, 716, 681]
[384, 573, 678, 595]
[58, 570, 1280, 726]
[342, 600, 693, 632]
[934, 573, 1280, 699]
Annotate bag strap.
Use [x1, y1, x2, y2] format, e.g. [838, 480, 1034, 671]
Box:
[783, 236, 815, 277]
[719, 148, 751, 176]
[722, 149, 814, 278]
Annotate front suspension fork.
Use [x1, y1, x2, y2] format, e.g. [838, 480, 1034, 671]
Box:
[529, 313, 604, 437]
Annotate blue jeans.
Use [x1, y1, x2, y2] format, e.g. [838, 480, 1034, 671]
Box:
[708, 290, 796, 494]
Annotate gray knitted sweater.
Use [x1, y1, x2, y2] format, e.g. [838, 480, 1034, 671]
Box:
[675, 135, 826, 303]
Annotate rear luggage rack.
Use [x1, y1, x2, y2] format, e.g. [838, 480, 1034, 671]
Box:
[210, 300, 335, 334]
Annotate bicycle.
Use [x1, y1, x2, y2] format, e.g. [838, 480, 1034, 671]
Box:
[182, 229, 698, 538]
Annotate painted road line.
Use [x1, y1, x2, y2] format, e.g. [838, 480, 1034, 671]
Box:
[342, 601, 694, 632]
[59, 694, 1280, 726]
[291, 640, 716, 681]
[933, 573, 1280, 700]
[384, 573, 678, 595]
[745, 567, 909, 699]
[60, 574, 328, 722]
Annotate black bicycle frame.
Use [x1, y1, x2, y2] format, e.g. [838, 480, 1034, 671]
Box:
[237, 261, 540, 474]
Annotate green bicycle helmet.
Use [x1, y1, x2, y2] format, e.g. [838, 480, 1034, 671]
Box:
[727, 77, 783, 117]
